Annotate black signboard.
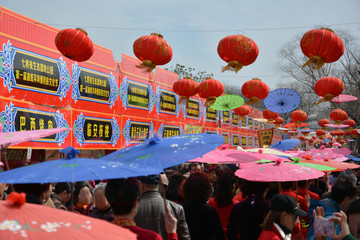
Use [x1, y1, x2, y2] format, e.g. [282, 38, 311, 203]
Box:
[241, 136, 247, 146]
[13, 50, 60, 92]
[232, 134, 239, 146]
[186, 99, 200, 119]
[232, 113, 239, 126]
[223, 111, 230, 124]
[222, 133, 229, 144]
[241, 116, 246, 127]
[78, 69, 110, 102]
[15, 109, 57, 140]
[163, 126, 180, 138]
[206, 107, 217, 122]
[128, 82, 149, 109]
[206, 130, 217, 134]
[130, 122, 150, 142]
[83, 118, 112, 142]
[248, 117, 253, 128]
[160, 90, 176, 114]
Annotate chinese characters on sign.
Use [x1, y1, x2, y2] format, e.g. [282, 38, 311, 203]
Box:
[129, 122, 150, 142]
[78, 70, 110, 102]
[186, 99, 200, 119]
[241, 136, 247, 147]
[13, 50, 60, 92]
[232, 113, 239, 126]
[206, 107, 217, 122]
[159, 90, 176, 114]
[83, 118, 112, 142]
[223, 111, 230, 124]
[127, 82, 149, 109]
[222, 133, 229, 144]
[232, 134, 239, 146]
[241, 116, 246, 127]
[258, 128, 274, 148]
[163, 126, 180, 138]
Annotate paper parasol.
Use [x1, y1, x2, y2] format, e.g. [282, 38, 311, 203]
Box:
[325, 124, 349, 128]
[321, 94, 358, 103]
[210, 95, 244, 111]
[264, 88, 301, 113]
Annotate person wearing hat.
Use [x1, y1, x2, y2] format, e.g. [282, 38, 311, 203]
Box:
[134, 175, 190, 240]
[258, 194, 307, 240]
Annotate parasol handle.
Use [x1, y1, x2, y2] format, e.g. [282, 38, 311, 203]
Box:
[159, 178, 169, 212]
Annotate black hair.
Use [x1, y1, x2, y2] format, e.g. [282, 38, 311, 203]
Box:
[165, 173, 185, 203]
[280, 181, 294, 190]
[73, 181, 93, 204]
[13, 183, 51, 198]
[331, 181, 358, 205]
[241, 181, 269, 198]
[336, 170, 357, 186]
[54, 182, 71, 194]
[214, 170, 235, 207]
[105, 178, 140, 215]
[346, 198, 360, 216]
[297, 180, 307, 188]
[184, 172, 211, 203]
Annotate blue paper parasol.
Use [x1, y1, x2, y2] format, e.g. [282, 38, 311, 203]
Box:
[0, 147, 161, 184]
[100, 133, 224, 170]
[269, 139, 301, 151]
[264, 88, 301, 113]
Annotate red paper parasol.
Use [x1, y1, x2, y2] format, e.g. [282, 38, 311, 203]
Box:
[283, 122, 309, 128]
[324, 124, 349, 128]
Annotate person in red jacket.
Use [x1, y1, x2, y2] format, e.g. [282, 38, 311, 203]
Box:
[105, 178, 178, 240]
[258, 194, 307, 240]
[292, 180, 320, 201]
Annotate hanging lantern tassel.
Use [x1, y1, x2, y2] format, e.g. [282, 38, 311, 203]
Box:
[178, 96, 190, 106]
[222, 60, 243, 73]
[245, 97, 260, 107]
[294, 121, 302, 128]
[136, 60, 157, 73]
[205, 96, 217, 107]
[315, 93, 335, 105]
[302, 55, 325, 70]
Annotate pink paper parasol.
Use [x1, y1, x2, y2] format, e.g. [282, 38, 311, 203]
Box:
[297, 147, 351, 160]
[324, 124, 349, 128]
[299, 159, 359, 171]
[321, 94, 358, 103]
[189, 148, 259, 164]
[235, 159, 324, 182]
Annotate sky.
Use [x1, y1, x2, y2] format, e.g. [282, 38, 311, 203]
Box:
[2, 0, 360, 90]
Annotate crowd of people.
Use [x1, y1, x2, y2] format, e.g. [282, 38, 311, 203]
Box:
[1, 162, 360, 240]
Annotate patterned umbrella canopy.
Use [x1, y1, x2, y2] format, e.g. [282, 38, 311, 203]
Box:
[264, 88, 301, 113]
[209, 95, 244, 111]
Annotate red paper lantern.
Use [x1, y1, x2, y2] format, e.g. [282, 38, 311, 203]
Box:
[300, 28, 344, 70]
[318, 119, 330, 130]
[334, 130, 344, 136]
[241, 78, 269, 106]
[274, 117, 284, 127]
[351, 129, 359, 138]
[338, 140, 346, 145]
[133, 33, 173, 72]
[290, 109, 307, 127]
[262, 109, 279, 123]
[234, 105, 251, 117]
[316, 130, 325, 140]
[343, 119, 355, 131]
[330, 109, 348, 124]
[314, 77, 345, 104]
[197, 78, 224, 106]
[308, 139, 314, 144]
[345, 130, 352, 136]
[173, 77, 199, 104]
[217, 35, 259, 73]
[55, 28, 94, 62]
[329, 141, 334, 145]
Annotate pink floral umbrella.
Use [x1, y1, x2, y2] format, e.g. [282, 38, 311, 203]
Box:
[299, 159, 359, 171]
[0, 192, 136, 240]
[235, 159, 324, 182]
